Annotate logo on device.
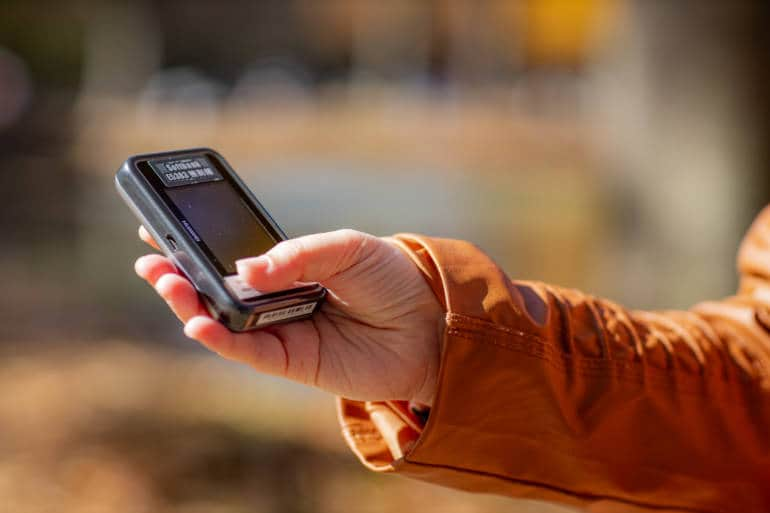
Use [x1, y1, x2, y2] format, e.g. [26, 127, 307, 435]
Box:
[149, 157, 224, 188]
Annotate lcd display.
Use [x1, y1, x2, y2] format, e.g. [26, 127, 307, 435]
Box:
[139, 155, 278, 276]
[165, 181, 276, 274]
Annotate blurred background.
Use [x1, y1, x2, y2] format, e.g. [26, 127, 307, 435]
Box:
[1, 1, 769, 511]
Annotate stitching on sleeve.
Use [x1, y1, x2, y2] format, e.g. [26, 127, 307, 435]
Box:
[445, 314, 748, 393]
[397, 459, 730, 513]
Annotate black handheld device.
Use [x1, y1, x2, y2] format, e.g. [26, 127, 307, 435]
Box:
[115, 148, 326, 331]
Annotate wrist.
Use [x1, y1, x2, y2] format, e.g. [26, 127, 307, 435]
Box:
[380, 235, 446, 408]
[410, 304, 445, 408]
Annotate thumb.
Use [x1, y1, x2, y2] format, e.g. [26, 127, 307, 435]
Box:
[235, 229, 376, 292]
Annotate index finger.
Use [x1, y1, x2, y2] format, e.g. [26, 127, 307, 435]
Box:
[138, 225, 160, 250]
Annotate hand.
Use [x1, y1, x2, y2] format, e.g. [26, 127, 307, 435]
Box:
[134, 227, 444, 406]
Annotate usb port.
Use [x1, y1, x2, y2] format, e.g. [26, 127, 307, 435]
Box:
[166, 235, 178, 251]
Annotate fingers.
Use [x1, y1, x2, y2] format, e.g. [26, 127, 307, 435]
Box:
[135, 254, 176, 285]
[236, 229, 375, 291]
[155, 273, 207, 322]
[183, 316, 318, 382]
[138, 225, 160, 250]
[183, 317, 284, 372]
[135, 250, 324, 385]
[134, 253, 293, 377]
[135, 254, 206, 322]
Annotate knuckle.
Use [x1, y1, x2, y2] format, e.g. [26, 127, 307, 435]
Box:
[335, 228, 373, 253]
[335, 228, 362, 239]
[285, 239, 307, 262]
[338, 229, 375, 261]
[335, 227, 365, 246]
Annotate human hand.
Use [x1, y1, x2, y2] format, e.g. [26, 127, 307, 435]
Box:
[134, 227, 444, 406]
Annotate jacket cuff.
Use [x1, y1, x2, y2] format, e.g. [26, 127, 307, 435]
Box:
[336, 232, 536, 474]
[336, 234, 452, 472]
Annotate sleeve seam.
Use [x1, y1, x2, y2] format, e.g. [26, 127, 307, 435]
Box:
[446, 313, 755, 393]
[398, 458, 722, 513]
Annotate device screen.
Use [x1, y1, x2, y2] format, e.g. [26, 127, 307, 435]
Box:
[139, 154, 279, 276]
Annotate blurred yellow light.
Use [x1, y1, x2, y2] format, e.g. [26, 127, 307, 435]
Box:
[523, 0, 619, 66]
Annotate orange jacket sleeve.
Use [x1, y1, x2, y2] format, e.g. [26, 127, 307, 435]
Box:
[337, 207, 770, 513]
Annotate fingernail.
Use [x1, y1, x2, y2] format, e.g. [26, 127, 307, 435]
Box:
[236, 255, 271, 275]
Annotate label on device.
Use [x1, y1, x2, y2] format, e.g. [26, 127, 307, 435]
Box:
[149, 156, 223, 188]
[255, 302, 317, 327]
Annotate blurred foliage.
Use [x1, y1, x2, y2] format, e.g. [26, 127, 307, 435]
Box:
[0, 342, 561, 513]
